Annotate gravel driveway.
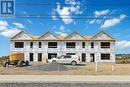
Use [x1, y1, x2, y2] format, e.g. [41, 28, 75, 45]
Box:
[24, 62, 85, 71]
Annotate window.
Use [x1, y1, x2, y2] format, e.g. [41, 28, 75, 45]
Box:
[38, 53, 42, 61]
[82, 42, 85, 48]
[101, 42, 110, 48]
[48, 53, 57, 59]
[30, 42, 33, 48]
[39, 42, 42, 48]
[48, 42, 57, 48]
[101, 54, 110, 60]
[66, 53, 76, 55]
[90, 53, 95, 62]
[30, 53, 34, 61]
[66, 42, 75, 48]
[15, 42, 24, 48]
[91, 42, 94, 48]
[64, 55, 71, 58]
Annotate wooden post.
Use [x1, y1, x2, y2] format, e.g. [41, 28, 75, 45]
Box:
[58, 64, 60, 72]
[95, 61, 97, 72]
[112, 64, 114, 71]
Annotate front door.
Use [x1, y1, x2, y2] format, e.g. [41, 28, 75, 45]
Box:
[48, 53, 57, 59]
[38, 53, 42, 62]
[90, 53, 95, 62]
[30, 53, 34, 62]
[82, 53, 86, 62]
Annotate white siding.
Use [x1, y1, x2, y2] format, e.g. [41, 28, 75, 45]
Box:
[10, 40, 115, 63]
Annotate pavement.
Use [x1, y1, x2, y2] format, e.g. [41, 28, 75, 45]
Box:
[1, 75, 130, 87]
[0, 75, 130, 83]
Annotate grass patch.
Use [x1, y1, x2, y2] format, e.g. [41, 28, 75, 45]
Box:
[116, 58, 130, 64]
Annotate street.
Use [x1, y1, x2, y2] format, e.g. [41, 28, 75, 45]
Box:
[0, 82, 130, 87]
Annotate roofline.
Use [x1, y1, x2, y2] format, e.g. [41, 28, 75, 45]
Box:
[38, 31, 60, 39]
[64, 31, 86, 39]
[10, 39, 115, 41]
[91, 30, 115, 39]
[10, 30, 116, 41]
[11, 30, 34, 40]
[11, 30, 23, 39]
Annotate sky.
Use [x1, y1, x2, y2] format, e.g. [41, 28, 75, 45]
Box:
[0, 0, 130, 56]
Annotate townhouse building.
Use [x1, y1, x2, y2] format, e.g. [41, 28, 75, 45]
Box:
[10, 30, 115, 63]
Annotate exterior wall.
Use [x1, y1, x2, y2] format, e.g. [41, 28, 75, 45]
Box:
[10, 40, 115, 63]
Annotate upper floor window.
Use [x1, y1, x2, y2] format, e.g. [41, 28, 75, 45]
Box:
[15, 42, 24, 48]
[48, 42, 57, 48]
[101, 42, 110, 48]
[101, 54, 110, 60]
[39, 42, 42, 48]
[66, 42, 75, 48]
[30, 42, 33, 48]
[82, 42, 85, 48]
[91, 42, 94, 48]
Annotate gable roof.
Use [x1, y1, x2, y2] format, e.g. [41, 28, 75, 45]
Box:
[11, 30, 23, 39]
[91, 30, 115, 40]
[11, 30, 33, 40]
[38, 31, 59, 40]
[10, 30, 115, 41]
[64, 32, 86, 40]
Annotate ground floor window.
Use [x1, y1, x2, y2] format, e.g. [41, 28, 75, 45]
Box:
[29, 53, 34, 61]
[90, 53, 95, 62]
[38, 53, 42, 61]
[82, 53, 86, 62]
[101, 54, 110, 60]
[48, 53, 57, 59]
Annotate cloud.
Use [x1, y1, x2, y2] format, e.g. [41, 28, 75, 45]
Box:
[101, 14, 126, 28]
[95, 9, 110, 17]
[52, 15, 57, 20]
[55, 31, 67, 36]
[51, 9, 58, 20]
[0, 20, 22, 38]
[22, 11, 29, 17]
[66, 0, 82, 14]
[89, 19, 101, 24]
[0, 28, 21, 37]
[59, 25, 65, 31]
[13, 22, 24, 28]
[89, 9, 110, 24]
[27, 20, 32, 24]
[0, 21, 8, 31]
[54, 25, 69, 36]
[53, 0, 83, 24]
[56, 4, 73, 24]
[116, 40, 130, 49]
[0, 21, 8, 26]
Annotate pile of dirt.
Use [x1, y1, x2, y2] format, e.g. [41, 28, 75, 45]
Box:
[26, 62, 68, 71]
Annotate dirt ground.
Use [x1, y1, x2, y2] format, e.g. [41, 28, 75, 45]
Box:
[0, 63, 130, 75]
